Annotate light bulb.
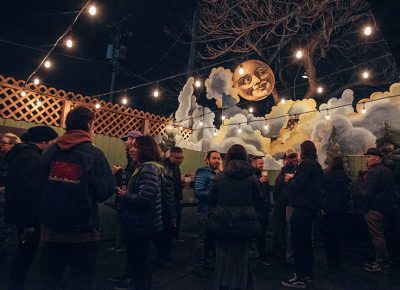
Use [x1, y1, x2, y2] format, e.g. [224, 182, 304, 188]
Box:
[280, 98, 286, 104]
[179, 125, 183, 130]
[153, 89, 159, 98]
[264, 123, 269, 130]
[44, 60, 51, 69]
[237, 127, 242, 133]
[66, 39, 73, 48]
[95, 103, 101, 109]
[36, 99, 42, 106]
[317, 86, 323, 94]
[326, 110, 330, 120]
[362, 71, 369, 79]
[21, 91, 26, 97]
[363, 26, 372, 36]
[122, 97, 128, 105]
[295, 50, 303, 59]
[238, 64, 244, 75]
[213, 130, 218, 136]
[199, 121, 203, 127]
[302, 72, 308, 79]
[362, 103, 366, 114]
[88, 5, 97, 16]
[221, 115, 226, 121]
[249, 107, 254, 113]
[195, 80, 201, 88]
[34, 78, 40, 85]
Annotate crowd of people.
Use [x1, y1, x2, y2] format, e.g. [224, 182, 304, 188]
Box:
[0, 105, 399, 290]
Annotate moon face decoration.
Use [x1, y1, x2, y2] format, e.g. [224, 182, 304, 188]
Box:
[233, 60, 275, 101]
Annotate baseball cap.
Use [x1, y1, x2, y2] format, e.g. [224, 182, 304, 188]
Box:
[121, 130, 142, 141]
[285, 148, 298, 158]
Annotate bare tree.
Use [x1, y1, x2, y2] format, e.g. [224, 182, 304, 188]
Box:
[198, 0, 399, 103]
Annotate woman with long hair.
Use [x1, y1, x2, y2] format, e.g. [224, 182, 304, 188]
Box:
[281, 140, 324, 289]
[208, 144, 263, 290]
[323, 157, 351, 267]
[114, 136, 163, 290]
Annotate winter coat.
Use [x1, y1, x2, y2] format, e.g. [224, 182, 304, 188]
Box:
[119, 162, 163, 237]
[323, 169, 351, 213]
[5, 143, 43, 226]
[207, 160, 264, 240]
[364, 163, 395, 215]
[40, 130, 115, 233]
[273, 165, 297, 206]
[161, 158, 182, 226]
[194, 166, 217, 213]
[288, 158, 324, 211]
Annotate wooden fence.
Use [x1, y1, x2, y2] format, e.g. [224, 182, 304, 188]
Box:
[0, 74, 192, 139]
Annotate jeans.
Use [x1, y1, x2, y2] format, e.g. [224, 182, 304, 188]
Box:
[291, 209, 315, 279]
[194, 212, 215, 268]
[8, 225, 40, 290]
[41, 241, 97, 290]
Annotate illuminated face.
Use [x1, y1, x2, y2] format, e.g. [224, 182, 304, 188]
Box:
[233, 60, 275, 101]
[170, 152, 184, 166]
[129, 143, 138, 161]
[207, 152, 221, 170]
[0, 137, 14, 154]
[251, 158, 264, 172]
[366, 154, 381, 166]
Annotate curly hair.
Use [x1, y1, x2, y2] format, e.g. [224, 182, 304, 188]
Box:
[134, 136, 162, 163]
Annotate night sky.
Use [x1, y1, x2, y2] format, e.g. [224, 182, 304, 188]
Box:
[1, 1, 399, 117]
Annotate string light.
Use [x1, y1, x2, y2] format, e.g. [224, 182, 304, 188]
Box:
[20, 91, 26, 97]
[88, 5, 97, 16]
[362, 102, 366, 114]
[33, 78, 40, 85]
[363, 26, 372, 36]
[317, 86, 323, 94]
[264, 122, 269, 130]
[199, 120, 203, 127]
[295, 50, 303, 59]
[237, 126, 242, 133]
[221, 114, 226, 121]
[121, 97, 128, 105]
[65, 38, 73, 48]
[95, 103, 101, 109]
[362, 70, 369, 79]
[36, 99, 42, 106]
[238, 64, 244, 75]
[280, 98, 286, 104]
[302, 72, 308, 79]
[326, 109, 330, 120]
[195, 79, 201, 88]
[44, 60, 52, 69]
[213, 129, 218, 136]
[249, 107, 254, 113]
[153, 89, 159, 98]
[179, 125, 183, 131]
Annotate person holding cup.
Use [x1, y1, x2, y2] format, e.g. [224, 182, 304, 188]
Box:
[251, 155, 272, 266]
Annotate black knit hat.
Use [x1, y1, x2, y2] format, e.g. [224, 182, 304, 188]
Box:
[364, 148, 383, 157]
[21, 125, 58, 143]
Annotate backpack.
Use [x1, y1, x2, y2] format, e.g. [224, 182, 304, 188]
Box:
[40, 143, 96, 232]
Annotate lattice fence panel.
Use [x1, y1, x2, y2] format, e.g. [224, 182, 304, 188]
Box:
[0, 74, 192, 140]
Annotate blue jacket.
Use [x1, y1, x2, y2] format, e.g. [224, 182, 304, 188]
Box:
[194, 166, 217, 213]
[119, 162, 163, 237]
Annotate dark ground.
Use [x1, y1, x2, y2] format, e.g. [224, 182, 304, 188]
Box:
[1, 228, 400, 290]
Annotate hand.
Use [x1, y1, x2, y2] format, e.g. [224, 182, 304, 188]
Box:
[112, 165, 122, 175]
[115, 187, 128, 196]
[284, 173, 294, 182]
[19, 227, 35, 243]
[259, 175, 269, 183]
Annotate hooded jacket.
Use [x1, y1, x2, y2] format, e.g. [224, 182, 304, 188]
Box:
[207, 160, 264, 239]
[40, 130, 115, 238]
[5, 143, 43, 226]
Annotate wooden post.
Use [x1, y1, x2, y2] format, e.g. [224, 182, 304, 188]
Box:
[143, 119, 150, 135]
[60, 100, 73, 128]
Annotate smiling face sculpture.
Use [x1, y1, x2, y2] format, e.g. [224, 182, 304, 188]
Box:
[233, 60, 275, 101]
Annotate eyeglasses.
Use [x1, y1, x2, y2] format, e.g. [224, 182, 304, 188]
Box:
[171, 156, 185, 161]
[0, 141, 12, 145]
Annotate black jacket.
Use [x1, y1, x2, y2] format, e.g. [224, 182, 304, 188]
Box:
[288, 158, 324, 210]
[40, 137, 115, 232]
[323, 169, 351, 213]
[273, 165, 297, 206]
[208, 160, 264, 239]
[5, 143, 43, 226]
[161, 158, 182, 226]
[364, 163, 395, 215]
[119, 162, 163, 237]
